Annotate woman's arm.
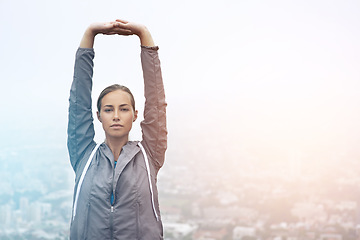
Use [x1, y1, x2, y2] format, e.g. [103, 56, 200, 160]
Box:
[68, 47, 96, 171]
[140, 46, 167, 174]
[107, 19, 166, 172]
[116, 23, 168, 173]
[68, 22, 131, 170]
[111, 20, 166, 172]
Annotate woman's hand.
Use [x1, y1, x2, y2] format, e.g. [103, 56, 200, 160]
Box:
[79, 20, 155, 48]
[115, 19, 155, 47]
[113, 20, 146, 36]
[80, 21, 131, 48]
[88, 21, 133, 36]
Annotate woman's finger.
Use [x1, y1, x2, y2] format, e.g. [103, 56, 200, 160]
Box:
[116, 19, 129, 24]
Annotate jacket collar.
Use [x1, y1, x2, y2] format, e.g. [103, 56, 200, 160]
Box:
[101, 141, 141, 189]
[101, 141, 140, 165]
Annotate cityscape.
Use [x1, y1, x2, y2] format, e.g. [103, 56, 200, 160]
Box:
[1, 133, 360, 240]
[1, 0, 359, 239]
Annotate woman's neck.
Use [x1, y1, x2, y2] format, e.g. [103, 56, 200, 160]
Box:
[105, 135, 128, 161]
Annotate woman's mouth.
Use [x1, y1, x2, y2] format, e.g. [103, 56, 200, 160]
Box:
[110, 124, 124, 128]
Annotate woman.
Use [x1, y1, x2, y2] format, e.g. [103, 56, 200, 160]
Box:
[67, 19, 167, 239]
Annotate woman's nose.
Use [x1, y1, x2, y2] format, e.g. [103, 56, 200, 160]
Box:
[113, 110, 120, 120]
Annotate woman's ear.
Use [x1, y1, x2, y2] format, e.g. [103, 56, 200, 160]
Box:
[97, 111, 102, 122]
[133, 110, 138, 122]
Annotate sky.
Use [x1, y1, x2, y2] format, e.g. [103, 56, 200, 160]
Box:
[1, 0, 360, 176]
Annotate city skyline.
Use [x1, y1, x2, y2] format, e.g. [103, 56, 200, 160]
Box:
[1, 0, 360, 239]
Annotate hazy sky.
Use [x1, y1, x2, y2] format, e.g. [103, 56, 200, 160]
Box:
[1, 0, 360, 170]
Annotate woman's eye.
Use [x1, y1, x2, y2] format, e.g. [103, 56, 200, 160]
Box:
[121, 108, 129, 112]
[104, 109, 112, 112]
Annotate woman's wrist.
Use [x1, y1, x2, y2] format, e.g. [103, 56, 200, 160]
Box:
[79, 26, 97, 48]
[137, 27, 155, 47]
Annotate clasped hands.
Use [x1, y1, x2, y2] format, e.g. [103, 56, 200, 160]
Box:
[88, 19, 148, 37]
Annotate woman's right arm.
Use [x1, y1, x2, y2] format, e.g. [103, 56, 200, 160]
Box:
[68, 22, 134, 171]
[67, 38, 96, 171]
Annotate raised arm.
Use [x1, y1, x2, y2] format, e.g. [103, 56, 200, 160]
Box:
[67, 47, 96, 170]
[116, 23, 168, 173]
[68, 22, 131, 170]
[140, 46, 167, 173]
[104, 19, 167, 172]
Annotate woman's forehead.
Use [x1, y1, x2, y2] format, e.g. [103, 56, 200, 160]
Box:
[102, 90, 132, 105]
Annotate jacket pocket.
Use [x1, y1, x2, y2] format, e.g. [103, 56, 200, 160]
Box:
[70, 201, 90, 240]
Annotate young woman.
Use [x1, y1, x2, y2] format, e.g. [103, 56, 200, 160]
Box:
[67, 19, 167, 239]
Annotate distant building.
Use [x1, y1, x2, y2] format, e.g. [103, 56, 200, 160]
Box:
[41, 202, 52, 217]
[319, 225, 343, 240]
[19, 197, 29, 221]
[233, 226, 256, 240]
[193, 225, 228, 240]
[163, 222, 196, 239]
[318, 233, 342, 240]
[30, 202, 42, 223]
[0, 204, 12, 227]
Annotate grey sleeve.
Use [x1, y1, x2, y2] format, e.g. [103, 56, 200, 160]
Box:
[67, 48, 96, 171]
[140, 46, 167, 173]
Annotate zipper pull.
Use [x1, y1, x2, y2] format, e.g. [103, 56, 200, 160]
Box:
[111, 206, 114, 213]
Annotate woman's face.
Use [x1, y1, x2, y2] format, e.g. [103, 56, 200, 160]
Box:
[97, 90, 138, 140]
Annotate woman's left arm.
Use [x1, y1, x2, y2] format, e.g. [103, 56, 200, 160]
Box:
[114, 21, 167, 173]
[140, 45, 167, 173]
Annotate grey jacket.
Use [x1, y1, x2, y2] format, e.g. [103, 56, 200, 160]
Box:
[67, 47, 167, 239]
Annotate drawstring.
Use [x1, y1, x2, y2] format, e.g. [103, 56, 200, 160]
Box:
[72, 143, 101, 221]
[138, 142, 160, 221]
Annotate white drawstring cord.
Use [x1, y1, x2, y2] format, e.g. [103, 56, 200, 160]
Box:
[72, 143, 101, 221]
[138, 142, 160, 221]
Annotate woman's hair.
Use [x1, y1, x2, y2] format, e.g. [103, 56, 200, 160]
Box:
[97, 84, 135, 112]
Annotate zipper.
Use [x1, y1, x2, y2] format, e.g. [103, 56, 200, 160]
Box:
[110, 205, 114, 240]
[111, 165, 116, 208]
[111, 160, 117, 205]
[110, 161, 116, 239]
